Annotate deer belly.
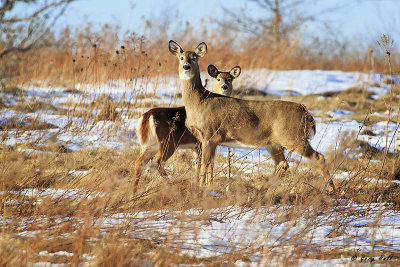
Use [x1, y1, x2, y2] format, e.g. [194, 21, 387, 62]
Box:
[220, 141, 259, 149]
[177, 143, 197, 150]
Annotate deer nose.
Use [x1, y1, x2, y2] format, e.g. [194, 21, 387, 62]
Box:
[183, 64, 191, 71]
[221, 84, 228, 90]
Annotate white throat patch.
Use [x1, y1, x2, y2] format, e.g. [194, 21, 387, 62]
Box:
[179, 71, 194, 80]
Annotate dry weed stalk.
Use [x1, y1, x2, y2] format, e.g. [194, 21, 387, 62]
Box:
[1, 20, 398, 88]
[377, 35, 400, 187]
[1, 18, 400, 266]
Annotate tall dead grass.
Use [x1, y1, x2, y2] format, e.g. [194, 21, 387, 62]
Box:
[0, 19, 399, 266]
[1, 21, 399, 88]
[1, 122, 399, 265]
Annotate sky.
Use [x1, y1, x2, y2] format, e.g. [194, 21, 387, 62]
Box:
[9, 0, 400, 50]
[56, 0, 399, 46]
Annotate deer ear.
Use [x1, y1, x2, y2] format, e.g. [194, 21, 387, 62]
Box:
[207, 65, 219, 78]
[230, 66, 241, 78]
[169, 40, 183, 56]
[195, 42, 207, 57]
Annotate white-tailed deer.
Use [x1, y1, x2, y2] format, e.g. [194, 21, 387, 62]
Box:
[134, 65, 241, 183]
[168, 40, 335, 192]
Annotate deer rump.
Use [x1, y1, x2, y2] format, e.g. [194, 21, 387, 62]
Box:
[137, 106, 198, 151]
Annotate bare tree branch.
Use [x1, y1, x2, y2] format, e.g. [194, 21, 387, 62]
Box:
[1, 0, 70, 23]
[215, 0, 350, 45]
[0, 0, 73, 59]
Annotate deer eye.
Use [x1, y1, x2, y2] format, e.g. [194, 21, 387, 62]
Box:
[180, 56, 184, 60]
[217, 78, 221, 82]
[227, 78, 232, 83]
[191, 57, 196, 61]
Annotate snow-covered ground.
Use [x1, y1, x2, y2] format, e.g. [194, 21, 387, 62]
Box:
[238, 69, 390, 97]
[1, 69, 399, 265]
[1, 70, 399, 154]
[5, 187, 400, 266]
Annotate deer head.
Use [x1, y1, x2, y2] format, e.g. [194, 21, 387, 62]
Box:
[168, 40, 207, 80]
[208, 65, 241, 96]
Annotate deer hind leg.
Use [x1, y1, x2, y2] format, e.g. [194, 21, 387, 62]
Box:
[291, 141, 335, 193]
[155, 140, 176, 177]
[200, 141, 217, 187]
[266, 144, 288, 177]
[134, 147, 158, 185]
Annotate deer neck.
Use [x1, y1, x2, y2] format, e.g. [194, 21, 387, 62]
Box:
[179, 73, 206, 108]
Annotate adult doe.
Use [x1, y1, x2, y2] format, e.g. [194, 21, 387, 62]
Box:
[134, 65, 241, 184]
[168, 40, 335, 192]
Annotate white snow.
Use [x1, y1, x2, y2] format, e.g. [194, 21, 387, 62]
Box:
[4, 199, 400, 265]
[238, 69, 390, 97]
[2, 70, 397, 155]
[1, 69, 399, 265]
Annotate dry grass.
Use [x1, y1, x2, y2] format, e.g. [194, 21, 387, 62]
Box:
[1, 21, 399, 88]
[1, 77, 399, 264]
[0, 23, 400, 266]
[1, 142, 400, 265]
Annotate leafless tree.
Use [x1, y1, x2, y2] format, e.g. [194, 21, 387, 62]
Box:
[0, 0, 74, 58]
[217, 0, 347, 46]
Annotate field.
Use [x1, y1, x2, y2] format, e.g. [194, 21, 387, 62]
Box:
[1, 49, 400, 265]
[1, 6, 400, 263]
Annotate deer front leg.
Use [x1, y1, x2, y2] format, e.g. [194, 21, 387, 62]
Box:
[193, 142, 202, 179]
[200, 141, 217, 187]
